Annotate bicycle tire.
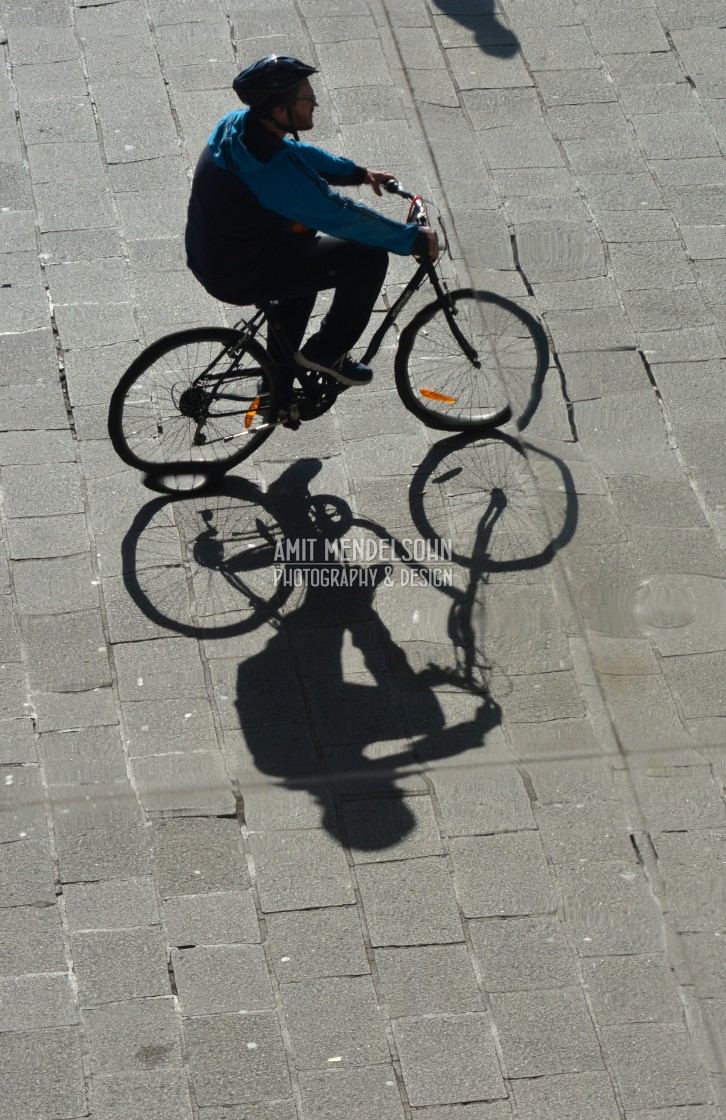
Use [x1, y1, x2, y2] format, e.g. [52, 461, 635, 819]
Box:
[394, 289, 549, 432]
[408, 431, 563, 572]
[108, 327, 277, 478]
[122, 475, 294, 639]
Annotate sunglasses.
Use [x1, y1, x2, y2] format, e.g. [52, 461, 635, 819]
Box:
[294, 95, 318, 104]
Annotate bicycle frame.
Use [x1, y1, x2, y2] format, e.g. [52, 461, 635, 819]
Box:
[229, 255, 471, 380]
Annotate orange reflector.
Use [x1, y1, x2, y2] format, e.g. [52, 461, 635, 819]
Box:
[420, 388, 457, 403]
[245, 397, 260, 429]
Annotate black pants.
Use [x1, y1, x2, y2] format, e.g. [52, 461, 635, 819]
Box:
[210, 236, 389, 366]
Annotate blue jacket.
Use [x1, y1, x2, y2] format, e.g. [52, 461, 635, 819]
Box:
[186, 109, 422, 293]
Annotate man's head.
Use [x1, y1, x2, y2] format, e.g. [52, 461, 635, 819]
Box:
[233, 55, 318, 138]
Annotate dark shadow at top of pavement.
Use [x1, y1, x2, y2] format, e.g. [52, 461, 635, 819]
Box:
[430, 0, 519, 59]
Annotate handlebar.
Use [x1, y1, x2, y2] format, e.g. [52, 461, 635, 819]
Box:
[383, 178, 443, 261]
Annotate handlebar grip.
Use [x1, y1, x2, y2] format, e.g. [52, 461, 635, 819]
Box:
[382, 178, 416, 202]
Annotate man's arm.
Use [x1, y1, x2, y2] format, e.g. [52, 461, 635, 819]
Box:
[291, 141, 367, 186]
[244, 147, 423, 255]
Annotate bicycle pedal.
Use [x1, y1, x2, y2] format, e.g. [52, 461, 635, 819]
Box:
[278, 402, 301, 430]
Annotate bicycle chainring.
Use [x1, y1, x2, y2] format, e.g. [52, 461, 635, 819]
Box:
[293, 370, 345, 421]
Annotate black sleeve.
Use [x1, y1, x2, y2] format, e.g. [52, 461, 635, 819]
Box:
[320, 164, 368, 187]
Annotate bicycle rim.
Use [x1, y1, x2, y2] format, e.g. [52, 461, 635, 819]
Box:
[395, 289, 549, 431]
[122, 476, 291, 639]
[108, 328, 276, 475]
[409, 432, 556, 572]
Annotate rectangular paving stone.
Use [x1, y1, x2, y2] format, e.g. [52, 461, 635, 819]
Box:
[0, 383, 69, 432]
[63, 877, 159, 930]
[265, 906, 368, 982]
[355, 857, 464, 945]
[602, 1022, 712, 1110]
[281, 975, 390, 1068]
[545, 306, 637, 351]
[34, 180, 116, 233]
[5, 512, 89, 560]
[375, 943, 482, 1017]
[13, 554, 99, 614]
[392, 1014, 506, 1106]
[0, 972, 76, 1031]
[0, 1026, 86, 1120]
[0, 717, 36, 764]
[27, 139, 104, 185]
[469, 915, 575, 992]
[450, 832, 556, 917]
[572, 391, 674, 476]
[534, 67, 619, 106]
[0, 328, 56, 386]
[491, 986, 603, 1077]
[555, 860, 664, 955]
[2, 462, 83, 518]
[432, 768, 535, 835]
[41, 226, 124, 264]
[85, 996, 183, 1073]
[250, 829, 355, 912]
[0, 763, 46, 842]
[149, 817, 248, 898]
[54, 300, 139, 349]
[0, 904, 66, 975]
[630, 768, 726, 831]
[71, 927, 170, 1007]
[661, 652, 726, 719]
[682, 929, 726, 998]
[90, 1069, 193, 1120]
[38, 727, 126, 785]
[582, 954, 683, 1025]
[653, 830, 726, 933]
[34, 686, 118, 734]
[512, 1071, 621, 1120]
[163, 890, 260, 947]
[0, 838, 55, 907]
[537, 800, 635, 863]
[55, 820, 152, 883]
[50, 779, 142, 836]
[173, 944, 273, 1016]
[185, 1012, 292, 1106]
[112, 637, 207, 702]
[298, 1066, 406, 1120]
[130, 751, 234, 816]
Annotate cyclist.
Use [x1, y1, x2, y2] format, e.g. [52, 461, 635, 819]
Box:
[185, 54, 439, 388]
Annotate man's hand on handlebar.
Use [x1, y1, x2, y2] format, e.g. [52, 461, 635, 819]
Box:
[419, 227, 439, 262]
[364, 169, 397, 196]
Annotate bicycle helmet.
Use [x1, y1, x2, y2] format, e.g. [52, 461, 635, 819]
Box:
[233, 55, 317, 106]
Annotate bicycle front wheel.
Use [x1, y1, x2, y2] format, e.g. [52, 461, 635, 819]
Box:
[395, 289, 549, 431]
[108, 327, 277, 478]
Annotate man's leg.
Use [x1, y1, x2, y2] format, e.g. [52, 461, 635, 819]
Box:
[259, 236, 388, 359]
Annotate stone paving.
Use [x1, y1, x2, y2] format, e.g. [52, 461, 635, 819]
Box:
[1, 0, 726, 1117]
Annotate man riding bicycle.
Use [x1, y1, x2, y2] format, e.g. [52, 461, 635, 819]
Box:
[185, 54, 439, 388]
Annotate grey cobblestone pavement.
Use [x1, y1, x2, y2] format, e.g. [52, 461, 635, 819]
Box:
[1, 0, 726, 1117]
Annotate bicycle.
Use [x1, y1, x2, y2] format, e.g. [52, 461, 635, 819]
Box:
[108, 181, 549, 492]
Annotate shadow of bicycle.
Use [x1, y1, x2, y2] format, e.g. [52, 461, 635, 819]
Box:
[120, 428, 577, 852]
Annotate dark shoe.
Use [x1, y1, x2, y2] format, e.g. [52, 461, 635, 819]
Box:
[295, 338, 373, 387]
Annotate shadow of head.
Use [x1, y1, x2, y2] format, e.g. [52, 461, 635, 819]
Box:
[430, 0, 519, 59]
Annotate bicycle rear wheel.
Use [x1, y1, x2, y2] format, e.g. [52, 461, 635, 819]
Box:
[395, 289, 549, 431]
[108, 327, 277, 479]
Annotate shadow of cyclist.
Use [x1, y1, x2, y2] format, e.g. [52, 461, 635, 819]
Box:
[234, 459, 501, 852]
[430, 0, 519, 59]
